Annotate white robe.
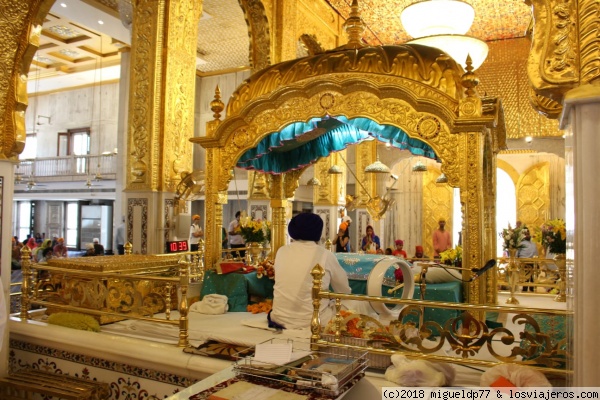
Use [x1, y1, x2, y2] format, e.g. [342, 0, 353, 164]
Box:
[271, 240, 351, 330]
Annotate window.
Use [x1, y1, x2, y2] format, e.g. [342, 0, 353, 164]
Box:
[17, 201, 32, 241]
[58, 128, 90, 174]
[66, 202, 79, 247]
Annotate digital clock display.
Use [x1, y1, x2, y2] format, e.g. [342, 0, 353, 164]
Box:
[166, 240, 189, 253]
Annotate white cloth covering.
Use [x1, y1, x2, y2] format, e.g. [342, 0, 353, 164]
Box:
[270, 240, 351, 330]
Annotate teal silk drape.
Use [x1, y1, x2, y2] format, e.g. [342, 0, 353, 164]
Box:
[236, 116, 437, 174]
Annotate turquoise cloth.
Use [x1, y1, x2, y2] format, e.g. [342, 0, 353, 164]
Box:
[200, 271, 274, 312]
[201, 255, 463, 322]
[335, 253, 398, 286]
[406, 282, 463, 334]
[236, 116, 437, 173]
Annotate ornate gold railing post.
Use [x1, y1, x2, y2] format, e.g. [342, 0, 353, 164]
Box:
[310, 264, 325, 350]
[553, 254, 567, 302]
[178, 258, 189, 348]
[124, 242, 133, 255]
[506, 249, 520, 305]
[19, 247, 32, 319]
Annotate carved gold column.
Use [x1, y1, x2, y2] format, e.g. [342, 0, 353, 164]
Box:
[125, 0, 202, 254]
[456, 61, 487, 305]
[203, 146, 226, 270]
[269, 174, 287, 257]
[271, 0, 298, 63]
[354, 141, 377, 207]
[0, 1, 53, 159]
[482, 129, 498, 305]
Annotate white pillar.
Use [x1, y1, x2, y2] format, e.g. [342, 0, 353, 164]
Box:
[0, 159, 16, 377]
[313, 205, 339, 249]
[560, 84, 600, 386]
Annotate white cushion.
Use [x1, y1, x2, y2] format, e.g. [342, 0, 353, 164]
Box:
[424, 266, 462, 284]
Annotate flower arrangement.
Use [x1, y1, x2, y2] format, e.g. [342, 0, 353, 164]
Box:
[324, 310, 390, 339]
[237, 216, 270, 244]
[500, 225, 525, 251]
[256, 259, 275, 279]
[439, 245, 462, 265]
[534, 219, 566, 254]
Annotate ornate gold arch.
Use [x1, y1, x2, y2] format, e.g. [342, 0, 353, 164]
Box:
[193, 44, 505, 304]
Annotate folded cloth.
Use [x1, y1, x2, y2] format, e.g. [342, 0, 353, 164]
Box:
[191, 294, 229, 314]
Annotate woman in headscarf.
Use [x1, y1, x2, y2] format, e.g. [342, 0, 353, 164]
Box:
[361, 225, 381, 253]
[26, 237, 37, 252]
[53, 238, 68, 258]
[270, 212, 351, 330]
[34, 239, 53, 262]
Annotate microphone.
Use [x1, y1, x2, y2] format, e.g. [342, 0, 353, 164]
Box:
[470, 259, 497, 282]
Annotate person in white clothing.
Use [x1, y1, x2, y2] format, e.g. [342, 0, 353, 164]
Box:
[228, 211, 246, 259]
[189, 214, 204, 251]
[270, 212, 352, 330]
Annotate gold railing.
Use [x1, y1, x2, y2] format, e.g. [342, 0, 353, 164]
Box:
[310, 264, 572, 377]
[17, 246, 205, 347]
[496, 257, 561, 293]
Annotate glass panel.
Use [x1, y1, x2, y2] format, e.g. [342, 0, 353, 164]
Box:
[72, 132, 90, 174]
[58, 134, 68, 157]
[18, 202, 31, 241]
[496, 168, 516, 257]
[66, 202, 79, 247]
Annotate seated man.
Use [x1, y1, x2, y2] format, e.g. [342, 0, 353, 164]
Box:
[270, 212, 351, 330]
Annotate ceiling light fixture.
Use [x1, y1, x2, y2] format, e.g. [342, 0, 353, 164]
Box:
[401, 0, 489, 70]
[327, 164, 343, 175]
[412, 160, 427, 173]
[436, 173, 448, 184]
[364, 153, 391, 174]
[306, 176, 321, 186]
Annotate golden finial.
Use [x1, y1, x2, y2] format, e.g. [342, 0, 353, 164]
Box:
[461, 55, 480, 97]
[343, 0, 365, 49]
[210, 85, 224, 120]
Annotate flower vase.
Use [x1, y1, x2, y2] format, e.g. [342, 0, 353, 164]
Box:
[506, 248, 520, 304]
[246, 242, 263, 266]
[553, 253, 567, 302]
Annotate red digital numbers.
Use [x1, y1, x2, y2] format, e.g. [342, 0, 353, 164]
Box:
[167, 241, 188, 253]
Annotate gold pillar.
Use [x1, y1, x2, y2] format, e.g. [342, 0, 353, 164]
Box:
[0, 1, 53, 159]
[127, 0, 202, 190]
[124, 0, 202, 254]
[482, 130, 498, 305]
[203, 146, 226, 270]
[269, 174, 286, 256]
[354, 141, 377, 206]
[458, 130, 486, 304]
[271, 0, 298, 63]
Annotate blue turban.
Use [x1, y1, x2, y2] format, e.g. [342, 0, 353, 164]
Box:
[288, 213, 323, 242]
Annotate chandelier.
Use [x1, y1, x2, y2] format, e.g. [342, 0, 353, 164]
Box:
[401, 0, 488, 70]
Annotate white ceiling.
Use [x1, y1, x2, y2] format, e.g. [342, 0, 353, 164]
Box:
[29, 0, 250, 94]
